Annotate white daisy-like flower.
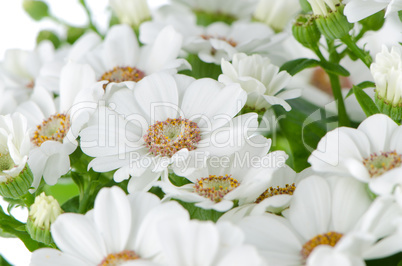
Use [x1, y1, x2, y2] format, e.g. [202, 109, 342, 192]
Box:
[80, 72, 257, 193]
[308, 114, 402, 195]
[237, 175, 385, 265]
[68, 24, 189, 92]
[30, 186, 189, 265]
[109, 0, 151, 28]
[157, 218, 264, 266]
[17, 61, 96, 189]
[0, 41, 66, 96]
[185, 21, 281, 65]
[219, 53, 300, 111]
[371, 45, 402, 107]
[219, 166, 311, 222]
[253, 0, 301, 32]
[171, 0, 259, 20]
[0, 112, 30, 182]
[158, 135, 284, 212]
[344, 0, 402, 22]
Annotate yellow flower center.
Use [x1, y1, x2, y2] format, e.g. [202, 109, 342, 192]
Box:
[144, 117, 201, 157]
[99, 66, 145, 88]
[363, 151, 402, 178]
[98, 250, 139, 266]
[301, 232, 343, 260]
[32, 113, 70, 147]
[254, 183, 296, 203]
[194, 174, 240, 202]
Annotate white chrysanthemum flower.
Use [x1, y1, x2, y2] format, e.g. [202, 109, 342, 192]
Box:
[172, 0, 259, 20]
[253, 0, 301, 32]
[30, 186, 189, 265]
[344, 0, 402, 22]
[158, 135, 285, 212]
[68, 24, 189, 92]
[158, 218, 264, 266]
[16, 61, 95, 189]
[219, 53, 299, 111]
[308, 114, 402, 195]
[307, 0, 340, 16]
[219, 166, 311, 223]
[80, 72, 257, 193]
[109, 0, 151, 28]
[185, 21, 281, 65]
[237, 175, 399, 265]
[0, 113, 30, 182]
[371, 45, 402, 106]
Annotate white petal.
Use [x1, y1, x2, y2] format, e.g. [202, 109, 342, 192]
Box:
[30, 248, 89, 266]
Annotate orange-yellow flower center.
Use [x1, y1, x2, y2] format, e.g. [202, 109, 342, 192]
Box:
[194, 174, 240, 202]
[144, 117, 201, 157]
[98, 250, 139, 266]
[363, 151, 402, 178]
[301, 231, 343, 260]
[254, 183, 296, 203]
[32, 114, 70, 147]
[99, 66, 145, 88]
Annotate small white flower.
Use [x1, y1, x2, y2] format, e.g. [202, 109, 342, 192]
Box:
[219, 53, 299, 111]
[371, 45, 402, 106]
[80, 72, 257, 193]
[109, 0, 151, 28]
[308, 114, 402, 195]
[30, 186, 189, 265]
[0, 113, 30, 182]
[344, 0, 402, 22]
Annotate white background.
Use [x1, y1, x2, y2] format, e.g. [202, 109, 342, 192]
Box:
[0, 0, 166, 265]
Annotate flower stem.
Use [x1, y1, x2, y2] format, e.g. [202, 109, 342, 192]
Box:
[78, 0, 101, 36]
[328, 72, 350, 127]
[341, 35, 372, 68]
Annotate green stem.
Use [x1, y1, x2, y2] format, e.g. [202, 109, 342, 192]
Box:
[20, 192, 35, 208]
[341, 35, 372, 68]
[78, 0, 101, 36]
[328, 72, 350, 127]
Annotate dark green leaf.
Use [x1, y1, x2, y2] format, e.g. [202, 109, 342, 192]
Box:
[318, 61, 350, 76]
[67, 27, 86, 44]
[273, 98, 335, 172]
[0, 254, 12, 266]
[174, 200, 223, 222]
[169, 173, 192, 187]
[366, 252, 402, 266]
[280, 58, 319, 76]
[346, 81, 375, 98]
[61, 196, 79, 213]
[353, 85, 380, 117]
[399, 10, 402, 23]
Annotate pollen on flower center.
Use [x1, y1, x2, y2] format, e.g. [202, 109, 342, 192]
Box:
[99, 66, 145, 88]
[254, 183, 296, 203]
[201, 34, 237, 47]
[26, 80, 35, 89]
[0, 152, 15, 172]
[363, 151, 402, 178]
[32, 113, 70, 147]
[144, 117, 201, 157]
[194, 174, 240, 203]
[98, 250, 140, 266]
[301, 232, 343, 260]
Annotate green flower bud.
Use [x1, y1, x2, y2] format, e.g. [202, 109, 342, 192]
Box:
[22, 0, 49, 21]
[36, 30, 61, 48]
[26, 193, 62, 244]
[0, 165, 33, 199]
[315, 4, 353, 40]
[292, 14, 321, 49]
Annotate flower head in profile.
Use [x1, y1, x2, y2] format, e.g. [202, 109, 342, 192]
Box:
[109, 0, 151, 29]
[219, 53, 299, 112]
[30, 186, 189, 265]
[80, 72, 257, 193]
[309, 114, 402, 195]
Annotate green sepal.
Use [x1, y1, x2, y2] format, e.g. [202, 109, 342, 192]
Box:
[0, 165, 33, 199]
[26, 217, 53, 245]
[375, 93, 402, 123]
[315, 4, 353, 40]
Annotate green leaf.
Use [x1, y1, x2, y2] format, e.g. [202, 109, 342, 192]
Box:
[66, 27, 86, 44]
[61, 196, 79, 213]
[169, 173, 192, 187]
[318, 61, 350, 76]
[353, 85, 380, 117]
[399, 10, 402, 23]
[273, 98, 335, 172]
[174, 200, 224, 222]
[0, 254, 12, 266]
[36, 30, 61, 48]
[346, 81, 375, 98]
[366, 252, 402, 266]
[280, 58, 319, 76]
[23, 0, 49, 21]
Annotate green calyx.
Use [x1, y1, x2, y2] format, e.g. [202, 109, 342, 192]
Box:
[0, 165, 33, 199]
[314, 4, 353, 40]
[375, 92, 402, 123]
